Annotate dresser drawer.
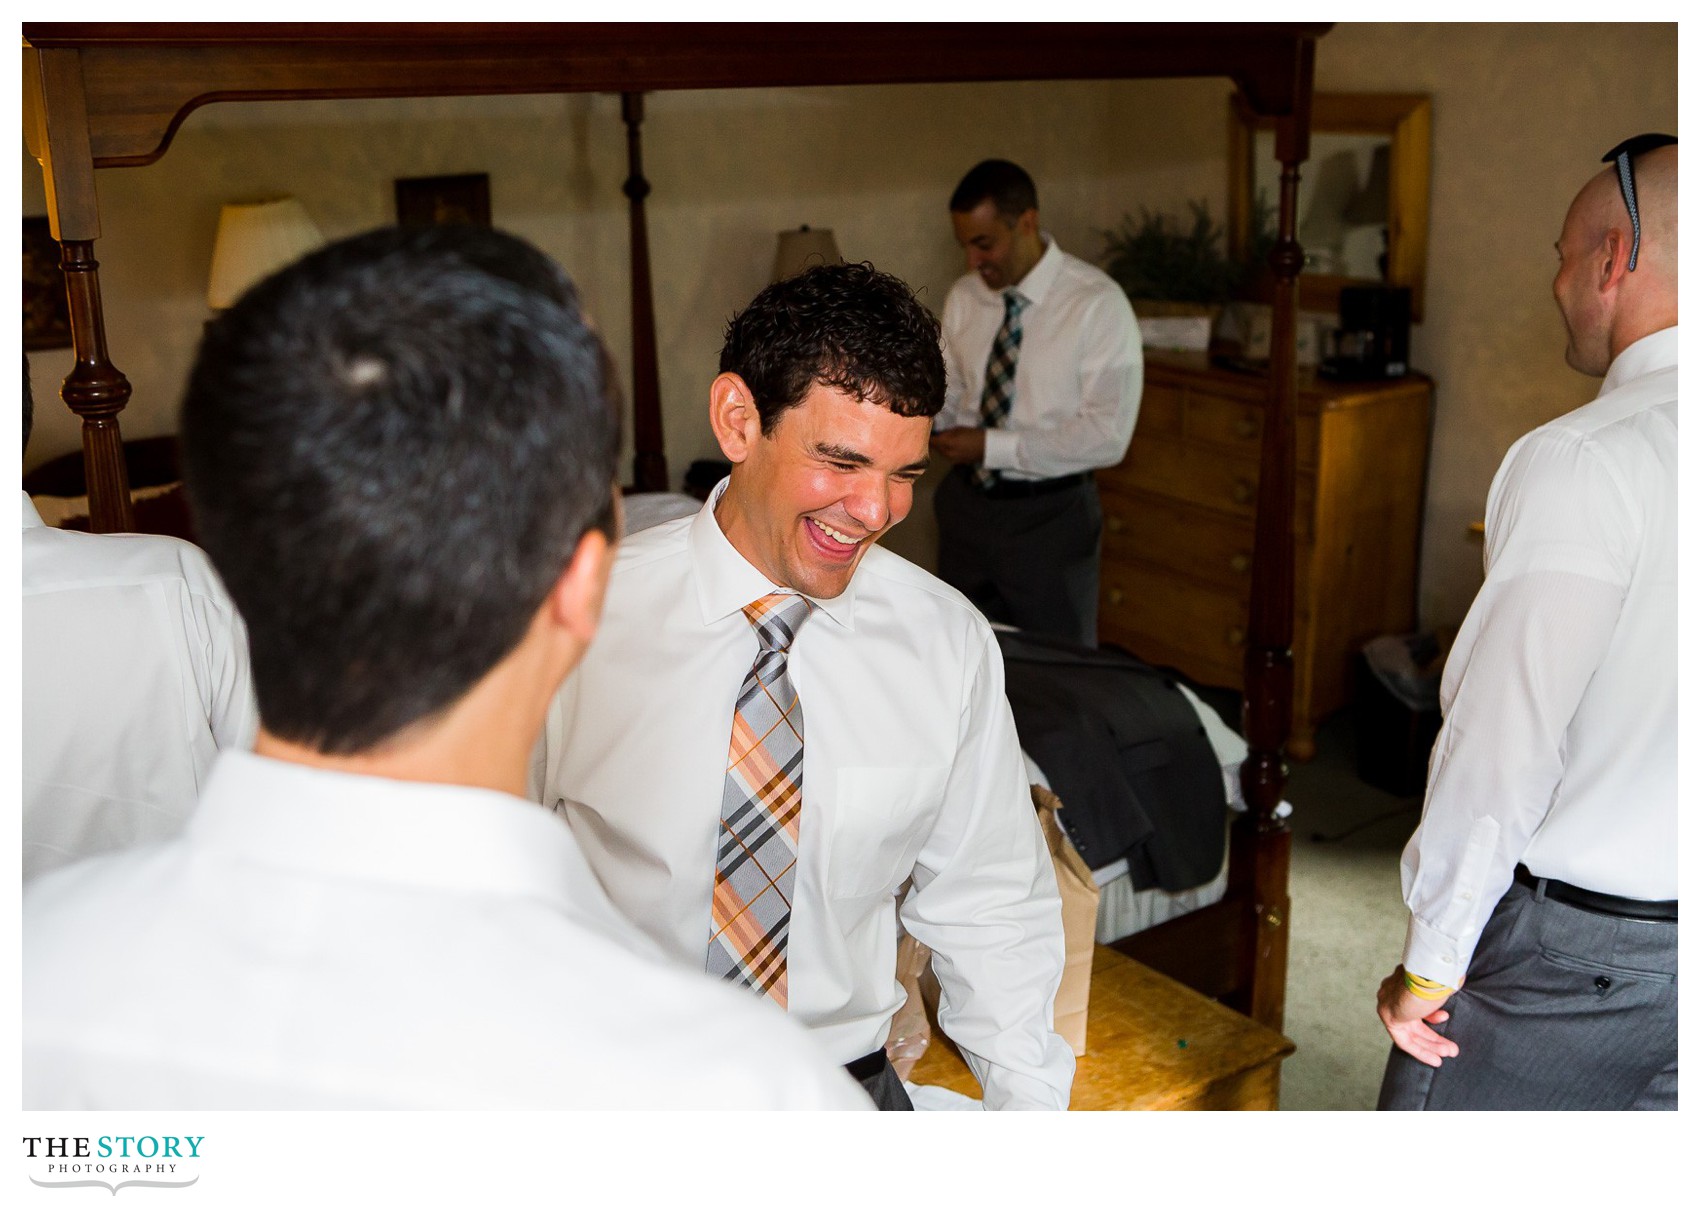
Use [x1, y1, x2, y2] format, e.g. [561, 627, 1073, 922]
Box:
[1178, 393, 1319, 473]
[1101, 489, 1316, 605]
[1103, 435, 1316, 538]
[1102, 489, 1254, 594]
[1100, 568, 1251, 685]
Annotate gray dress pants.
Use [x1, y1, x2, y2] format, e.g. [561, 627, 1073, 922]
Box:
[934, 465, 1102, 648]
[1378, 879, 1677, 1110]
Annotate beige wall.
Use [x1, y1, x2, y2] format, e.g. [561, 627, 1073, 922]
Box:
[22, 23, 1676, 630]
[1314, 22, 1677, 626]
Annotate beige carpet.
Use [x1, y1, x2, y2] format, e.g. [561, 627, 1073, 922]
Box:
[1275, 712, 1422, 1111]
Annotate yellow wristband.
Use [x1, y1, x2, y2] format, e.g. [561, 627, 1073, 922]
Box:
[1403, 971, 1455, 1001]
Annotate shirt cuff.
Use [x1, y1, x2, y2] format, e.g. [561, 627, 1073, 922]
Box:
[1402, 914, 1472, 989]
[981, 428, 1019, 471]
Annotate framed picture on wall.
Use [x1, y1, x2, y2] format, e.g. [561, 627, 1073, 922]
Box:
[23, 216, 72, 351]
[393, 173, 492, 227]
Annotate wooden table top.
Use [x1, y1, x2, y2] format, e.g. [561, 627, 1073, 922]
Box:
[908, 945, 1296, 1110]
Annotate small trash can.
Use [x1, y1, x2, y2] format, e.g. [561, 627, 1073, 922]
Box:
[1354, 633, 1444, 797]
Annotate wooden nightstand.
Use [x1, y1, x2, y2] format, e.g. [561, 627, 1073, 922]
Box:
[908, 946, 1295, 1110]
[1096, 351, 1434, 758]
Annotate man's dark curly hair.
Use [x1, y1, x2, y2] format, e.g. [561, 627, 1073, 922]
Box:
[718, 261, 945, 434]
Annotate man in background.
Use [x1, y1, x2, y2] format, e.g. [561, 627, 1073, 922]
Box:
[536, 262, 1073, 1110]
[21, 354, 257, 881]
[24, 227, 868, 1111]
[930, 158, 1143, 647]
[1376, 136, 1677, 1110]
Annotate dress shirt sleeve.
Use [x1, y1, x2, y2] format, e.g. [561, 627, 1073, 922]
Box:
[1399, 428, 1633, 987]
[935, 283, 979, 432]
[186, 574, 258, 753]
[981, 290, 1143, 478]
[207, 608, 259, 752]
[899, 627, 1075, 1109]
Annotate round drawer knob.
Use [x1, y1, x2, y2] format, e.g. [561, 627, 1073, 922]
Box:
[1226, 626, 1246, 647]
[1107, 588, 1125, 607]
[1229, 553, 1250, 574]
[1107, 514, 1125, 534]
[1231, 478, 1254, 505]
[1235, 415, 1258, 440]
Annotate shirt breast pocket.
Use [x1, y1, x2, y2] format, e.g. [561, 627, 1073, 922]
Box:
[822, 765, 950, 900]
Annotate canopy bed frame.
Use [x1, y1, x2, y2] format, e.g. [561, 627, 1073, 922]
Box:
[21, 21, 1330, 1031]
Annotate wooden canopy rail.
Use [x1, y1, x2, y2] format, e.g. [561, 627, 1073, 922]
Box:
[21, 21, 1329, 1031]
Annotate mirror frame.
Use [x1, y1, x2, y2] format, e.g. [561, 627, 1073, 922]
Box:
[1228, 91, 1432, 321]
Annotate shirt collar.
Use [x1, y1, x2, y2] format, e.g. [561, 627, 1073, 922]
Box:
[687, 477, 858, 631]
[1011, 233, 1065, 306]
[21, 490, 44, 530]
[1599, 325, 1678, 396]
[186, 750, 590, 913]
[964, 233, 1064, 310]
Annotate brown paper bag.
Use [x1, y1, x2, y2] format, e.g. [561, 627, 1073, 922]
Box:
[907, 784, 1099, 1061]
[1032, 784, 1098, 1056]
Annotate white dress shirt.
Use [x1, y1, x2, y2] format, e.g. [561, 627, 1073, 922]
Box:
[1400, 327, 1677, 987]
[21, 493, 258, 881]
[535, 485, 1074, 1109]
[937, 236, 1143, 480]
[24, 751, 869, 1110]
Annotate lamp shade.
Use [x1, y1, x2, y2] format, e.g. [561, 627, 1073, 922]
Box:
[772, 225, 843, 283]
[207, 197, 325, 309]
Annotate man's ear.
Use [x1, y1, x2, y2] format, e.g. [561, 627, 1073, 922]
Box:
[1599, 228, 1632, 294]
[1015, 207, 1041, 240]
[708, 372, 762, 464]
[546, 522, 616, 645]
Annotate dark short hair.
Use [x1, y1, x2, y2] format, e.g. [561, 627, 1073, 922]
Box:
[949, 159, 1039, 225]
[718, 261, 944, 434]
[180, 225, 620, 755]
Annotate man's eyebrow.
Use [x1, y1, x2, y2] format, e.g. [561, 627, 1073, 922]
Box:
[812, 442, 929, 475]
[812, 442, 872, 465]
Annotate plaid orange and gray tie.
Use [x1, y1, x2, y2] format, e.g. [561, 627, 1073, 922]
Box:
[974, 288, 1028, 489]
[706, 591, 814, 1007]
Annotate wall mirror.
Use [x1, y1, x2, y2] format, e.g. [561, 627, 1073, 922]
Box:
[1228, 92, 1432, 320]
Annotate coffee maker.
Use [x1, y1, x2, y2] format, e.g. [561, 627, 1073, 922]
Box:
[1321, 285, 1411, 380]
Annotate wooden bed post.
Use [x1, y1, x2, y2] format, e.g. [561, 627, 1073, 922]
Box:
[23, 46, 135, 534]
[1234, 43, 1314, 1032]
[621, 91, 668, 493]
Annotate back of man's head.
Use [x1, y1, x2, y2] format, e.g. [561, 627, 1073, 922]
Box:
[181, 225, 619, 755]
[949, 159, 1039, 224]
[718, 261, 945, 433]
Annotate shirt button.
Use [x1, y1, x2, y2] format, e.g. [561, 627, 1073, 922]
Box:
[1442, 955, 1455, 964]
[1460, 891, 1472, 901]
[1595, 976, 1612, 991]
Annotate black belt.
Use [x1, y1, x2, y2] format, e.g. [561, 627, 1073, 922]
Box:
[1514, 864, 1677, 922]
[843, 1049, 889, 1082]
[969, 469, 1091, 500]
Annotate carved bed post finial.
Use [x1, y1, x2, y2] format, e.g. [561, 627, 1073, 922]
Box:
[58, 239, 136, 534]
[621, 91, 668, 494]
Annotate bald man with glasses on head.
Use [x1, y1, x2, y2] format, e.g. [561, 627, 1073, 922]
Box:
[1374, 135, 1678, 1111]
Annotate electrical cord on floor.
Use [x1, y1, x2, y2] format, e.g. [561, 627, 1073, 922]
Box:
[1309, 800, 1421, 844]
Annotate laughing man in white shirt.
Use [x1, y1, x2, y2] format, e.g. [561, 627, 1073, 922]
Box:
[1375, 137, 1678, 1110]
[536, 262, 1074, 1110]
[930, 159, 1143, 647]
[23, 226, 869, 1111]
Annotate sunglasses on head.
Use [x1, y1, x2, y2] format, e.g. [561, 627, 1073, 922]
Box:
[1602, 133, 1677, 272]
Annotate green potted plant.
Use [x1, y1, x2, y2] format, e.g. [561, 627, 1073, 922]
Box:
[1099, 199, 1246, 351]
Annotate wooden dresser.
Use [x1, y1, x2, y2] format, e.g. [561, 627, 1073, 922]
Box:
[1097, 352, 1433, 758]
